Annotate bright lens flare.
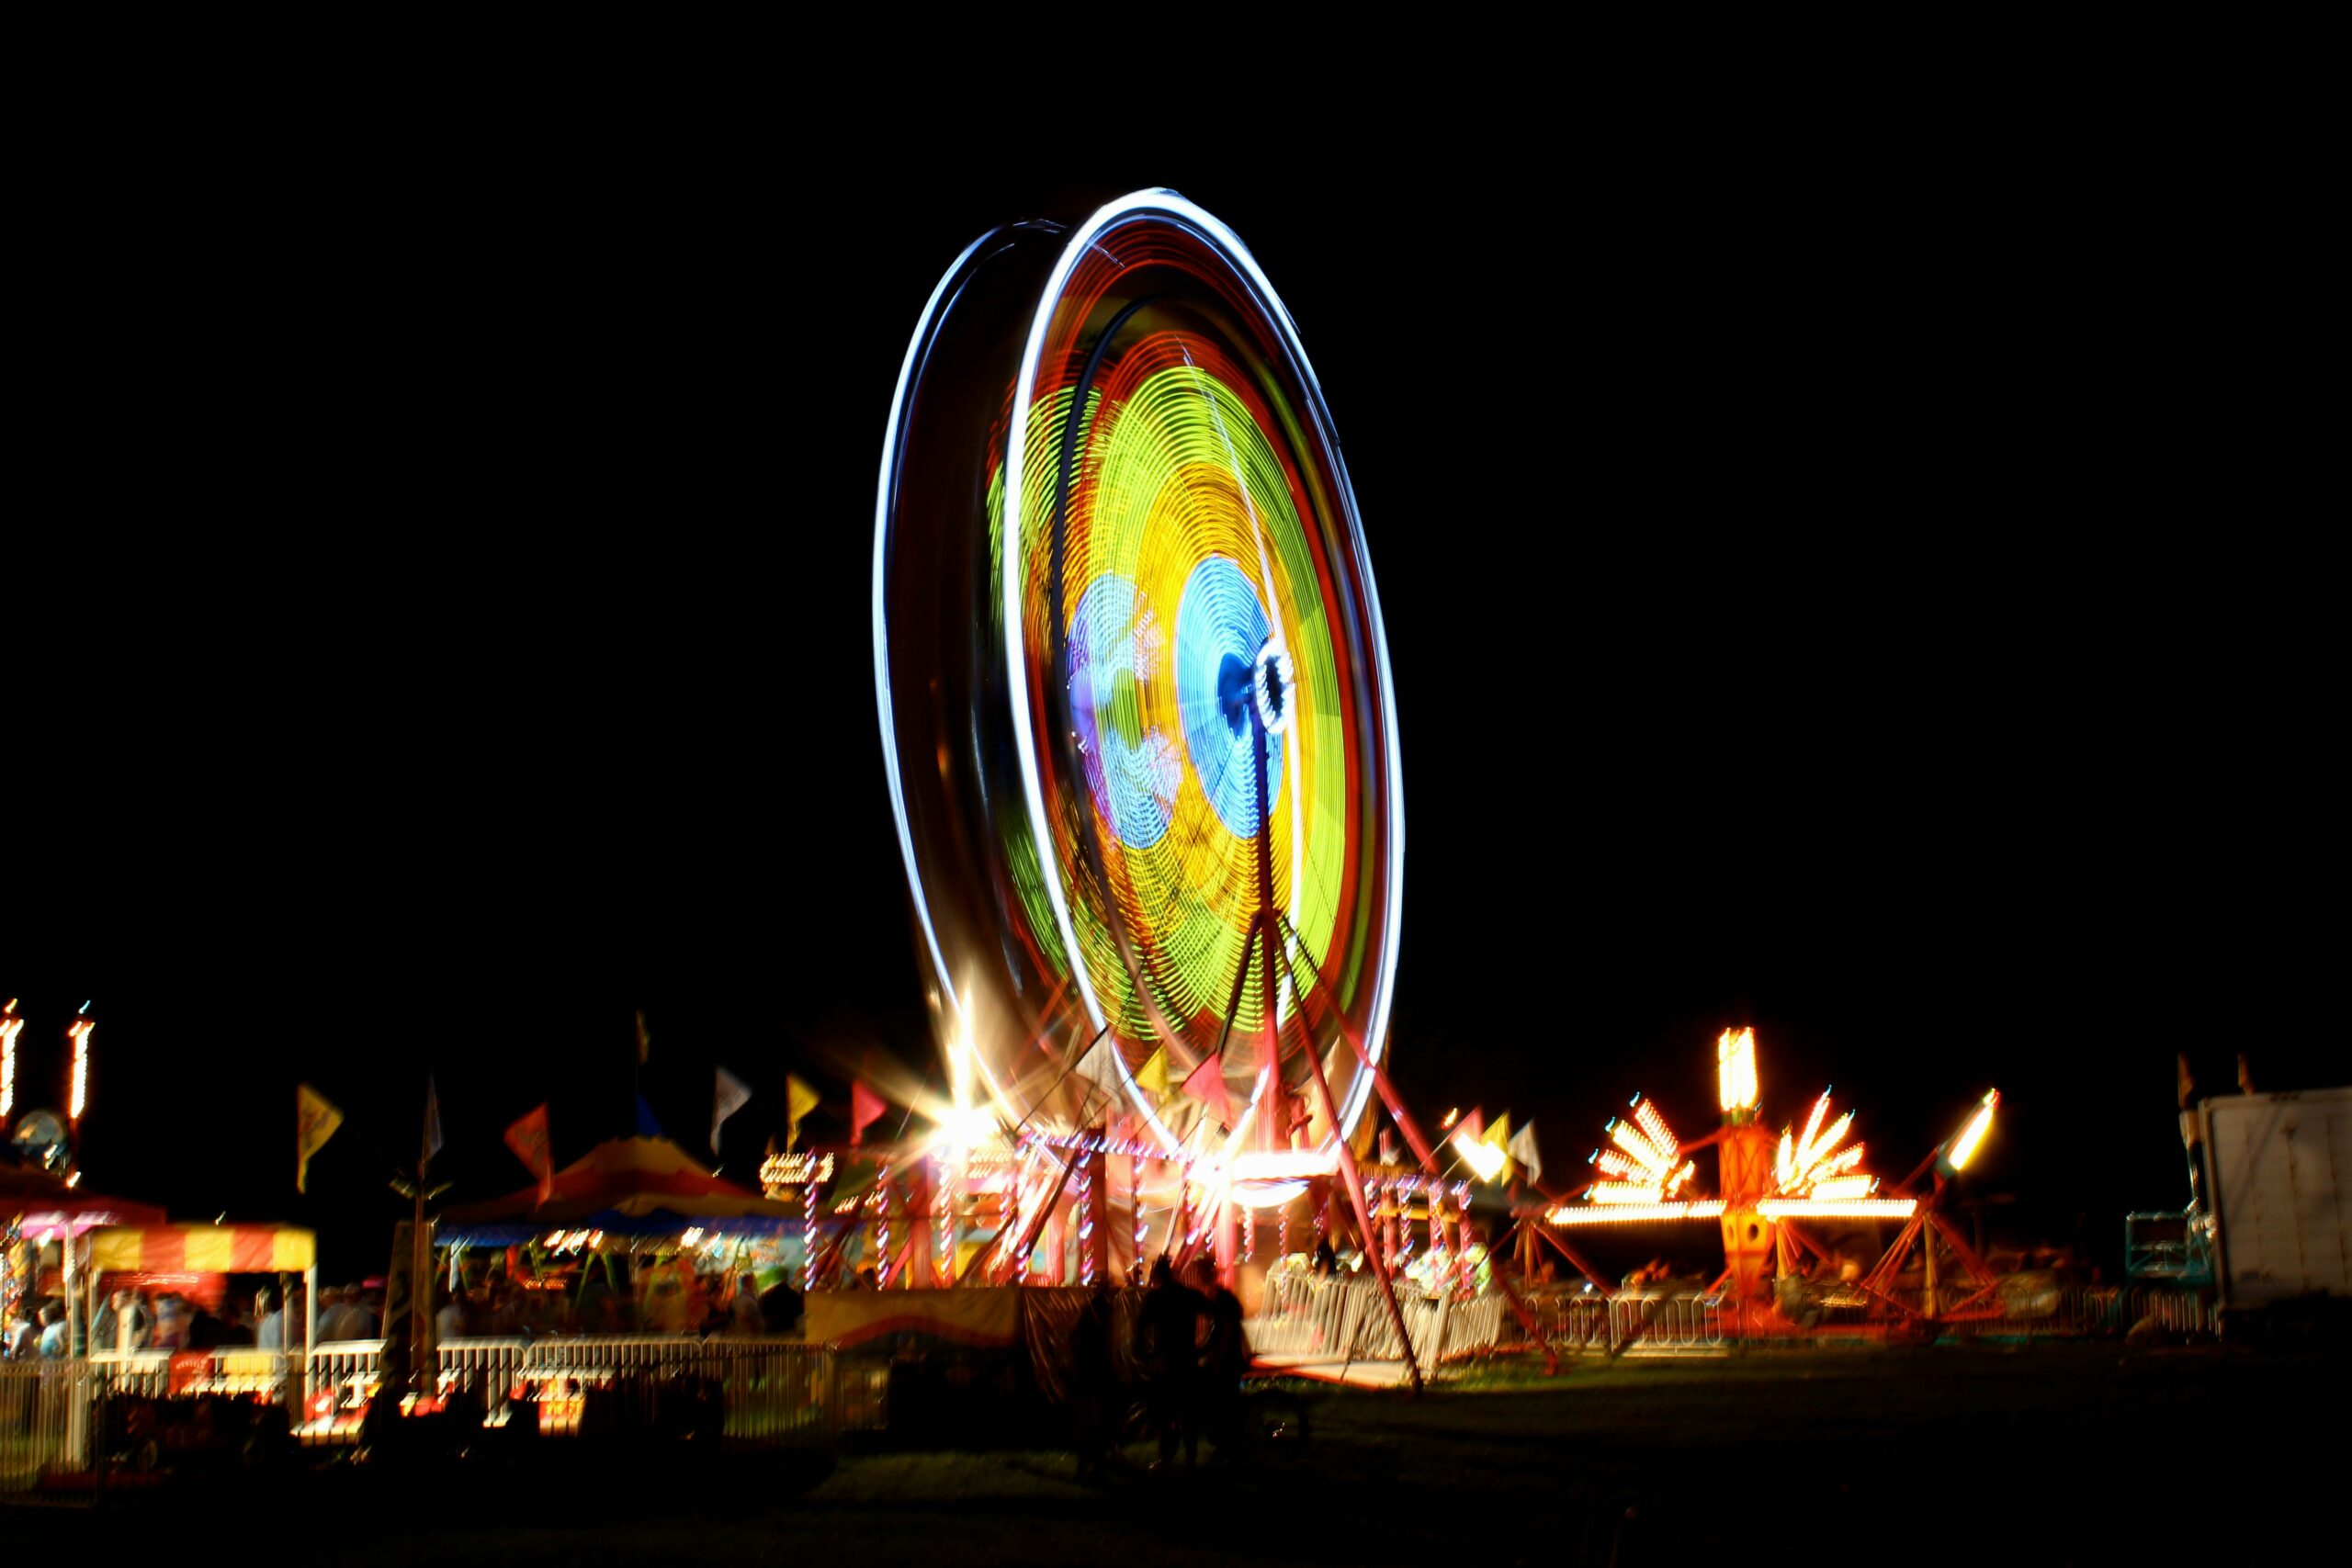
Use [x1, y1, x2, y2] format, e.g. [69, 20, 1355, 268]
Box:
[931, 1105, 999, 1154]
[1716, 1027, 1758, 1113]
[1452, 1129, 1507, 1182]
[1946, 1089, 1998, 1172]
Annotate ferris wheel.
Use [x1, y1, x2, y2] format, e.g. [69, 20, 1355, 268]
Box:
[872, 189, 1405, 1195]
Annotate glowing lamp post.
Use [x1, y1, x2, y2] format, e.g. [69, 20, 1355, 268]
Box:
[66, 1007, 94, 1156]
[0, 998, 21, 1123]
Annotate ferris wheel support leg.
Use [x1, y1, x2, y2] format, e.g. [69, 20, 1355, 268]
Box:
[1295, 1016, 1424, 1393]
[1273, 911, 1442, 1175]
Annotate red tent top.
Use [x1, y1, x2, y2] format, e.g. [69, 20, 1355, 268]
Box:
[440, 1134, 797, 1227]
[1, 1165, 168, 1237]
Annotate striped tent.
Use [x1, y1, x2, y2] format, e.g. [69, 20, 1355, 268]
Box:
[438, 1134, 801, 1244]
[87, 1224, 315, 1274]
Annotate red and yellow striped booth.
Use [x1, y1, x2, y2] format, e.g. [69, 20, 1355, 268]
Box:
[87, 1224, 316, 1274]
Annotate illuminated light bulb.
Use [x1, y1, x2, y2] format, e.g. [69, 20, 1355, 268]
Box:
[1593, 1150, 1644, 1183]
[1795, 1093, 1831, 1167]
[1946, 1090, 1998, 1172]
[0, 1002, 19, 1122]
[68, 1017, 95, 1122]
[1633, 1098, 1679, 1161]
[1547, 1200, 1725, 1226]
[1716, 1027, 1758, 1113]
[1756, 1198, 1917, 1219]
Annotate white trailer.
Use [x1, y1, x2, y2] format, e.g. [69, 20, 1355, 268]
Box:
[2199, 1086, 2352, 1331]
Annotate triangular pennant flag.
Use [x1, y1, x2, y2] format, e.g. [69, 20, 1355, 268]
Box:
[786, 1074, 821, 1152]
[421, 1075, 444, 1167]
[503, 1104, 554, 1206]
[1182, 1053, 1235, 1128]
[1484, 1113, 1511, 1156]
[1508, 1120, 1544, 1186]
[713, 1066, 752, 1155]
[635, 1095, 665, 1139]
[1071, 1035, 1127, 1105]
[850, 1079, 888, 1146]
[1136, 1044, 1170, 1100]
[296, 1085, 344, 1194]
[1454, 1108, 1485, 1145]
[635, 1010, 651, 1066]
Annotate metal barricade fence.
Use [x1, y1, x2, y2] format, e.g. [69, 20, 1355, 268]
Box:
[0, 1360, 92, 1494]
[296, 1337, 834, 1448]
[1607, 1293, 1729, 1352]
[1251, 1274, 1510, 1365]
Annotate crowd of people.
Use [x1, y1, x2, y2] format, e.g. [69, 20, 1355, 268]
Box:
[3, 1282, 289, 1359]
[2, 1255, 812, 1360]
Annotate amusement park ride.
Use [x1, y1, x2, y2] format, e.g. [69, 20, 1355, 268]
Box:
[853, 186, 1548, 1385]
[829, 186, 2007, 1373]
[1532, 1025, 2004, 1333]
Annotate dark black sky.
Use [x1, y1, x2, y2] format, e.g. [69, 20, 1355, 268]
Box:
[7, 86, 2334, 1278]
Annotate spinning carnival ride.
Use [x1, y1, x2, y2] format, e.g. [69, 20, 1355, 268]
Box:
[875, 191, 1437, 1344]
[1537, 1028, 2005, 1330]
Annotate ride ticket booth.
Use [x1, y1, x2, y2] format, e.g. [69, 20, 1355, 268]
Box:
[80, 1224, 318, 1472]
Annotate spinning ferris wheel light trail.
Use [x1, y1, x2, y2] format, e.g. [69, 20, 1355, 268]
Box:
[875, 188, 1469, 1376]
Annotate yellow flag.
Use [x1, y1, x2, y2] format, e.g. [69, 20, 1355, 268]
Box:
[1485, 1112, 1511, 1152]
[296, 1085, 344, 1194]
[1136, 1045, 1170, 1099]
[1485, 1112, 1513, 1179]
[786, 1074, 821, 1150]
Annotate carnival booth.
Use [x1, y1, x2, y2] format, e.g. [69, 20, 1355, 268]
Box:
[76, 1224, 316, 1474]
[438, 1134, 804, 1335]
[4, 1168, 168, 1357]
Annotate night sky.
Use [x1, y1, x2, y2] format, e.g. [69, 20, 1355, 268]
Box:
[9, 102, 2333, 1281]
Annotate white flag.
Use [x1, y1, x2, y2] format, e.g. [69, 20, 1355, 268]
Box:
[1070, 1034, 1127, 1105]
[712, 1066, 752, 1154]
[1508, 1120, 1543, 1185]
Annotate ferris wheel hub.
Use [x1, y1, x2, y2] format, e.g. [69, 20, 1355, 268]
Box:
[1251, 640, 1295, 737]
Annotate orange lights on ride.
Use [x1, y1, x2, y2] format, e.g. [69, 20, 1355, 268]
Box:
[1754, 1197, 1917, 1219]
[1587, 1096, 1693, 1203]
[1548, 1199, 1725, 1226]
[1716, 1027, 1758, 1117]
[1770, 1089, 1875, 1201]
[1941, 1089, 1999, 1175]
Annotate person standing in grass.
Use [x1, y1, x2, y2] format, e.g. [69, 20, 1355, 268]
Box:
[1138, 1256, 1201, 1472]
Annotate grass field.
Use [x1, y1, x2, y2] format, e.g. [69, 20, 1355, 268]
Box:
[12, 1341, 2344, 1565]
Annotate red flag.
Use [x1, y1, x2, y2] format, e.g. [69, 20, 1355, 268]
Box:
[1182, 1054, 1235, 1129]
[503, 1104, 554, 1207]
[850, 1080, 888, 1145]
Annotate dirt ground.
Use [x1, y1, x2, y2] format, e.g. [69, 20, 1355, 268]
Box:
[12, 1342, 2343, 1565]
